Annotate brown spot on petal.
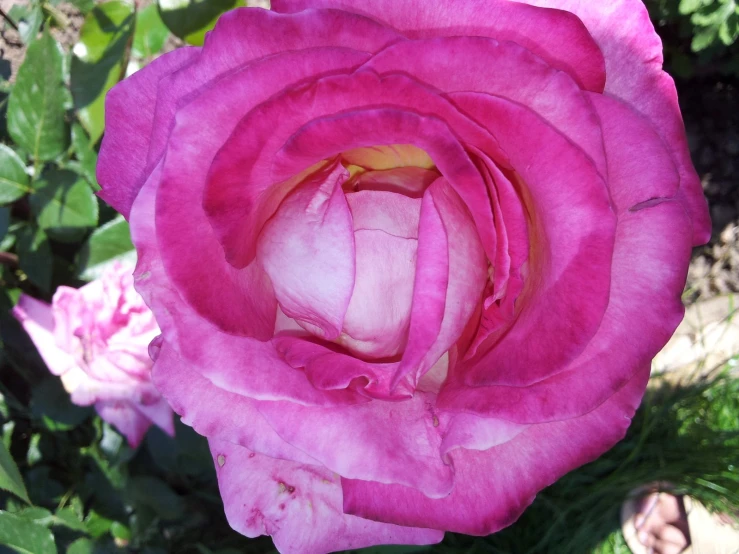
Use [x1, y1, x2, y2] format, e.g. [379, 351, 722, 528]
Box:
[217, 454, 226, 467]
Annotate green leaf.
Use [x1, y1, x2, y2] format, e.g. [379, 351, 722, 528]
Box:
[71, 123, 100, 189]
[0, 145, 30, 204]
[16, 226, 52, 292]
[0, 511, 56, 554]
[53, 507, 88, 532]
[0, 441, 30, 504]
[30, 169, 99, 243]
[71, 1, 136, 144]
[128, 476, 185, 520]
[7, 32, 70, 162]
[31, 378, 93, 432]
[17, 5, 43, 44]
[157, 0, 243, 46]
[0, 208, 9, 241]
[77, 215, 135, 280]
[133, 4, 170, 58]
[67, 538, 94, 554]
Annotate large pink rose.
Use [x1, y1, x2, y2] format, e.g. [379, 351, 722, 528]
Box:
[97, 0, 709, 551]
[13, 264, 174, 447]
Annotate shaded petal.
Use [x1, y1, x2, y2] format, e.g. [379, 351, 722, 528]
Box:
[451, 92, 615, 386]
[518, 0, 710, 245]
[255, 391, 454, 498]
[134, 397, 174, 437]
[210, 439, 444, 554]
[343, 367, 648, 535]
[257, 160, 355, 340]
[440, 201, 692, 422]
[588, 92, 679, 212]
[95, 400, 152, 448]
[350, 167, 439, 197]
[12, 295, 77, 377]
[154, 343, 317, 463]
[97, 47, 198, 217]
[272, 0, 606, 92]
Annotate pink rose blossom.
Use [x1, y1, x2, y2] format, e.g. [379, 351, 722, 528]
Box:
[13, 264, 173, 447]
[97, 0, 710, 552]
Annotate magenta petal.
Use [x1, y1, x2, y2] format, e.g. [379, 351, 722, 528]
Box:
[210, 439, 444, 554]
[12, 295, 77, 377]
[255, 391, 454, 498]
[205, 71, 504, 268]
[440, 200, 692, 423]
[396, 178, 487, 386]
[153, 343, 317, 463]
[134, 397, 174, 437]
[97, 47, 197, 217]
[451, 92, 615, 386]
[155, 47, 371, 337]
[343, 368, 648, 535]
[272, 0, 606, 92]
[519, 0, 710, 245]
[146, 7, 401, 165]
[589, 92, 679, 212]
[365, 36, 607, 179]
[257, 161, 355, 340]
[95, 400, 152, 448]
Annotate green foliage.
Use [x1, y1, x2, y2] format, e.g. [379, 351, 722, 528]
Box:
[157, 0, 244, 45]
[71, 1, 136, 144]
[647, 0, 739, 76]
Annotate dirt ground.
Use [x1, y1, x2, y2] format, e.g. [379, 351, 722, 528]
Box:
[1, 3, 737, 306]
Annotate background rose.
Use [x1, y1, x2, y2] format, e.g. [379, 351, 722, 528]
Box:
[97, 0, 710, 552]
[12, 264, 174, 447]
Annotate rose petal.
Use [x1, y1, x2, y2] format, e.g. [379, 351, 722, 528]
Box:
[97, 47, 198, 217]
[272, 0, 606, 92]
[210, 439, 444, 554]
[257, 160, 355, 340]
[95, 400, 152, 448]
[12, 295, 77, 377]
[255, 391, 454, 498]
[155, 47, 370, 337]
[518, 0, 710, 245]
[343, 367, 648, 535]
[450, 92, 615, 385]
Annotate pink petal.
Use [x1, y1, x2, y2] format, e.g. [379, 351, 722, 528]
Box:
[440, 201, 692, 423]
[210, 439, 444, 554]
[364, 36, 607, 179]
[345, 190, 422, 239]
[257, 160, 355, 340]
[272, 0, 606, 92]
[129, 155, 359, 409]
[97, 47, 197, 217]
[255, 391, 454, 498]
[153, 343, 317, 464]
[588, 92, 679, 212]
[95, 400, 152, 448]
[339, 229, 417, 359]
[12, 295, 77, 377]
[205, 71, 504, 269]
[155, 47, 371, 337]
[518, 0, 710, 245]
[146, 7, 401, 165]
[133, 397, 174, 437]
[451, 92, 615, 386]
[342, 367, 649, 535]
[395, 178, 487, 386]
